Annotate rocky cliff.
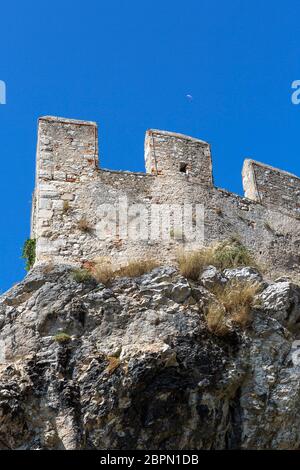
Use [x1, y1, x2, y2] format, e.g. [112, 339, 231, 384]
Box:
[0, 264, 300, 450]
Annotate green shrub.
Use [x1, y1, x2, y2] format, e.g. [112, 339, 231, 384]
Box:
[22, 239, 36, 271]
[212, 237, 254, 270]
[53, 332, 71, 343]
[72, 268, 94, 283]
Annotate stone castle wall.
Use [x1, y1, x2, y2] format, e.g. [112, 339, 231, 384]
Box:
[31, 116, 300, 274]
[243, 159, 300, 217]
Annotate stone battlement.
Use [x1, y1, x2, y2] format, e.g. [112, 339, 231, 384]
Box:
[31, 116, 300, 273]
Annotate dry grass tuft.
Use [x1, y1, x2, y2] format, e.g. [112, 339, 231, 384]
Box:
[105, 356, 121, 374]
[77, 217, 92, 233]
[206, 303, 229, 336]
[117, 259, 159, 278]
[91, 258, 159, 285]
[177, 248, 215, 280]
[177, 238, 255, 280]
[63, 200, 70, 214]
[206, 280, 261, 335]
[92, 263, 115, 286]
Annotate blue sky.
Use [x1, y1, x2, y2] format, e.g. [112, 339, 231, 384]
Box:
[1, 0, 300, 292]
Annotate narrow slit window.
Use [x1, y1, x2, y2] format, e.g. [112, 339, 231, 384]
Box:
[179, 162, 188, 173]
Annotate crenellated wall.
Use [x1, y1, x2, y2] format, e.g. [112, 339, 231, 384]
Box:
[145, 129, 213, 185]
[31, 116, 300, 274]
[243, 159, 300, 217]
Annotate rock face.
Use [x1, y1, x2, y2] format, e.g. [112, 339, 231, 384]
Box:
[0, 264, 300, 450]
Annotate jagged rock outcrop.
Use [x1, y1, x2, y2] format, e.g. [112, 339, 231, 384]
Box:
[0, 264, 300, 450]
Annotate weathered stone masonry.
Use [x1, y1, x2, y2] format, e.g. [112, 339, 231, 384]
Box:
[31, 116, 300, 274]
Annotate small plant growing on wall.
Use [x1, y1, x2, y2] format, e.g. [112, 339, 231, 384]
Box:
[63, 200, 70, 214]
[77, 217, 92, 233]
[22, 239, 36, 271]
